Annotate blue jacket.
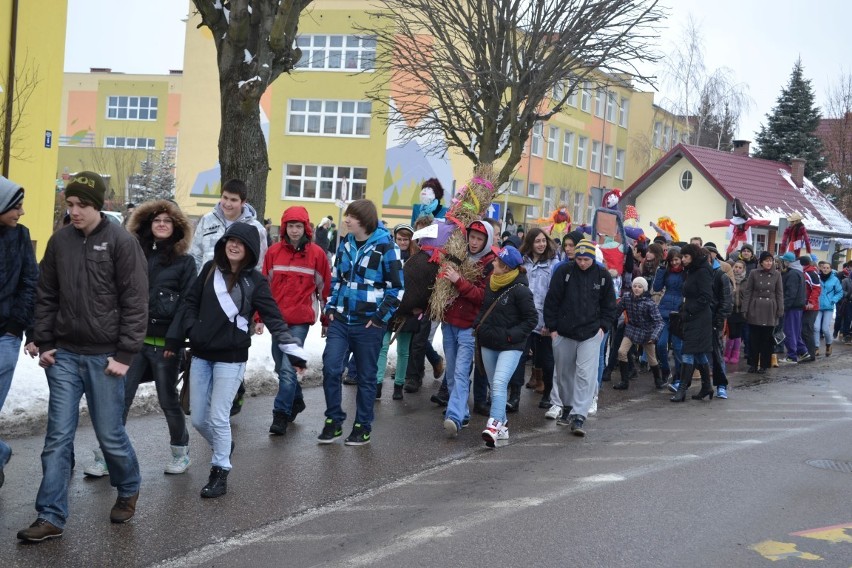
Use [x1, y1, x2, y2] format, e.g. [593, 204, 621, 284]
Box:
[326, 227, 404, 326]
[652, 267, 685, 319]
[0, 223, 38, 338]
[522, 255, 559, 333]
[819, 271, 843, 310]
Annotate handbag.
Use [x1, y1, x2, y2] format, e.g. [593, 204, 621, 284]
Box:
[474, 284, 521, 374]
[773, 321, 786, 346]
[668, 311, 684, 339]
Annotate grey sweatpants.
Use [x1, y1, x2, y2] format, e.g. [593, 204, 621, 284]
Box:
[553, 332, 603, 419]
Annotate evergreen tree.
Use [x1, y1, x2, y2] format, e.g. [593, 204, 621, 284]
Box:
[754, 59, 825, 185]
[130, 148, 176, 202]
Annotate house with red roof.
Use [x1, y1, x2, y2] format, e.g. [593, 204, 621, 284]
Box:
[621, 141, 852, 262]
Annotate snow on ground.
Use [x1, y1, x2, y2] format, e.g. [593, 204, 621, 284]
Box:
[1, 324, 444, 438]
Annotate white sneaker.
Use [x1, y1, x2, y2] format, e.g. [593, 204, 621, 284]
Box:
[588, 395, 598, 416]
[545, 405, 562, 420]
[83, 448, 108, 478]
[497, 426, 509, 441]
[164, 445, 191, 475]
[443, 418, 458, 438]
[481, 417, 501, 448]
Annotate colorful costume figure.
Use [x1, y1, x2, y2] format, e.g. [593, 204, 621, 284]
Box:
[779, 212, 811, 257]
[706, 198, 770, 256]
[650, 217, 680, 243]
[536, 205, 571, 240]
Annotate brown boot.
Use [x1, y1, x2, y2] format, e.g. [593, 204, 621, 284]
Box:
[110, 491, 139, 523]
[533, 368, 545, 393]
[826, 344, 832, 357]
[525, 368, 540, 390]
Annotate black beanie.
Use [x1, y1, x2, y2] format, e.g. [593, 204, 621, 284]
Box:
[758, 251, 774, 263]
[565, 230, 584, 245]
[65, 171, 107, 210]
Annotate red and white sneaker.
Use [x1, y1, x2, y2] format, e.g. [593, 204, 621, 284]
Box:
[481, 417, 502, 448]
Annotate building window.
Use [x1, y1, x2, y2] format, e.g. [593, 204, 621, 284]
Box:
[619, 98, 630, 127]
[580, 81, 591, 113]
[528, 182, 540, 198]
[104, 136, 156, 149]
[106, 96, 158, 121]
[663, 125, 671, 150]
[547, 126, 559, 160]
[605, 92, 617, 123]
[510, 179, 523, 194]
[531, 122, 544, 157]
[559, 188, 569, 204]
[544, 185, 554, 216]
[673, 129, 679, 146]
[680, 170, 693, 191]
[755, 232, 767, 253]
[567, 78, 578, 107]
[615, 149, 626, 180]
[283, 164, 367, 201]
[562, 131, 574, 164]
[573, 192, 585, 224]
[576, 136, 588, 169]
[552, 81, 565, 101]
[590, 140, 601, 173]
[653, 122, 662, 148]
[295, 34, 376, 71]
[526, 204, 540, 218]
[603, 144, 614, 176]
[594, 89, 605, 118]
[288, 99, 372, 137]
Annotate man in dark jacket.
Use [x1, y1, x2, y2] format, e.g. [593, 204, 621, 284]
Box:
[544, 239, 617, 436]
[18, 172, 149, 543]
[705, 243, 733, 398]
[799, 255, 821, 362]
[780, 252, 809, 363]
[0, 176, 38, 492]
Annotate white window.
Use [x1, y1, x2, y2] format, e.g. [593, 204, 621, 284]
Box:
[567, 84, 578, 107]
[552, 81, 565, 101]
[544, 186, 554, 216]
[294, 34, 376, 71]
[619, 98, 630, 127]
[605, 92, 617, 123]
[576, 136, 588, 168]
[615, 149, 626, 179]
[673, 129, 679, 146]
[547, 126, 559, 160]
[587, 197, 595, 224]
[510, 179, 523, 194]
[559, 188, 570, 204]
[653, 122, 662, 148]
[573, 192, 585, 224]
[104, 136, 156, 149]
[528, 182, 540, 198]
[594, 89, 605, 118]
[580, 81, 591, 113]
[562, 131, 574, 164]
[288, 99, 372, 137]
[663, 125, 671, 150]
[283, 164, 367, 201]
[106, 96, 158, 121]
[603, 144, 614, 176]
[527, 205, 540, 219]
[590, 140, 601, 173]
[531, 122, 544, 157]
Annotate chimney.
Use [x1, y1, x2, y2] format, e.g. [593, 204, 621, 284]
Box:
[790, 157, 805, 188]
[89, 67, 112, 73]
[732, 140, 751, 156]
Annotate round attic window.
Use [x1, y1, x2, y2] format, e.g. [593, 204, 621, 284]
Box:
[680, 170, 693, 191]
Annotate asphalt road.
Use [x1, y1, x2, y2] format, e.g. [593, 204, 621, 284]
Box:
[3, 350, 852, 567]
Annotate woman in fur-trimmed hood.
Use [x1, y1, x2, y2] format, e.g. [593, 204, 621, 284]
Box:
[127, 199, 193, 262]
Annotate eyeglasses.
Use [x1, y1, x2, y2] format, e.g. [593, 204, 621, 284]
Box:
[152, 217, 173, 225]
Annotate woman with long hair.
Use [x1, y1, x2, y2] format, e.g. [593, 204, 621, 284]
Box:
[652, 249, 685, 388]
[724, 260, 748, 369]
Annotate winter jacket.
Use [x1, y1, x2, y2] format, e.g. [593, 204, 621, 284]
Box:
[742, 267, 784, 327]
[652, 267, 685, 319]
[262, 207, 332, 326]
[0, 222, 38, 339]
[314, 224, 330, 251]
[325, 226, 403, 327]
[189, 202, 268, 274]
[34, 216, 148, 365]
[819, 271, 843, 310]
[522, 255, 560, 333]
[802, 265, 822, 311]
[621, 291, 664, 345]
[126, 200, 197, 349]
[474, 273, 538, 351]
[680, 254, 714, 354]
[183, 223, 305, 366]
[843, 277, 852, 300]
[711, 260, 733, 328]
[543, 261, 617, 342]
[442, 221, 497, 330]
[782, 265, 806, 310]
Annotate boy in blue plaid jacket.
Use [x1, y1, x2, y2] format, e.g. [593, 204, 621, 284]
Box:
[318, 200, 404, 446]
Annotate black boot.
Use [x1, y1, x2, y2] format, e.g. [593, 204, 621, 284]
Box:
[670, 363, 694, 402]
[375, 383, 383, 399]
[392, 384, 404, 400]
[651, 365, 665, 389]
[613, 361, 630, 390]
[430, 384, 449, 406]
[691, 364, 714, 400]
[601, 366, 612, 382]
[506, 383, 521, 413]
[269, 412, 289, 435]
[200, 466, 229, 498]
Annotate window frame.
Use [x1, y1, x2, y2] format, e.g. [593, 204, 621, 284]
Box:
[562, 131, 575, 164]
[287, 98, 372, 137]
[282, 163, 368, 201]
[546, 126, 559, 161]
[590, 140, 602, 173]
[576, 136, 588, 169]
[294, 34, 376, 72]
[106, 95, 158, 121]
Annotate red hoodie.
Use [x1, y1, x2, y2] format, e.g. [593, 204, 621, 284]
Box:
[803, 264, 821, 311]
[442, 221, 497, 329]
[261, 207, 332, 326]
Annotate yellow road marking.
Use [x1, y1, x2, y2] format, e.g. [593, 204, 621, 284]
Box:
[750, 540, 822, 561]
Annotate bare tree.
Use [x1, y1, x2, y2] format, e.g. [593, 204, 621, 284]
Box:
[363, 0, 665, 187]
[0, 52, 40, 171]
[823, 71, 852, 216]
[192, 0, 313, 220]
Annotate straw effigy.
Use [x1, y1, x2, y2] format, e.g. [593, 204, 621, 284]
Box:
[428, 164, 498, 321]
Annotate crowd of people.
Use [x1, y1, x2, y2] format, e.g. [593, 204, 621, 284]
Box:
[2, 172, 851, 544]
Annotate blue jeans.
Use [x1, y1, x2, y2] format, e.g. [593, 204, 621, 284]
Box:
[442, 323, 475, 428]
[682, 352, 710, 365]
[189, 357, 245, 470]
[272, 324, 310, 416]
[321, 319, 384, 431]
[815, 310, 834, 347]
[36, 350, 140, 529]
[481, 348, 523, 424]
[656, 317, 682, 375]
[0, 334, 22, 468]
[123, 344, 188, 446]
[597, 331, 610, 387]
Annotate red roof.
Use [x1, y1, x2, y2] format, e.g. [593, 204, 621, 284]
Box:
[623, 143, 852, 235]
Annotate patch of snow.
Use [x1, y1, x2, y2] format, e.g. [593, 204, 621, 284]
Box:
[213, 0, 222, 8]
[244, 49, 253, 64]
[237, 75, 262, 89]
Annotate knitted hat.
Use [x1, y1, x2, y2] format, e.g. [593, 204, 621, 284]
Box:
[575, 238, 597, 259]
[564, 230, 584, 246]
[740, 243, 754, 254]
[497, 245, 523, 269]
[632, 276, 649, 291]
[758, 251, 774, 263]
[65, 171, 106, 210]
[704, 242, 719, 255]
[0, 176, 24, 215]
[393, 223, 414, 238]
[780, 252, 796, 263]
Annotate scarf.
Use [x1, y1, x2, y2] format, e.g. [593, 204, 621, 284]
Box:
[490, 269, 519, 291]
[214, 269, 248, 332]
[668, 264, 683, 274]
[820, 271, 831, 282]
[732, 270, 746, 310]
[420, 199, 439, 217]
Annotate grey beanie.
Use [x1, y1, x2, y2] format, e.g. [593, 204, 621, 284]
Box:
[0, 176, 24, 215]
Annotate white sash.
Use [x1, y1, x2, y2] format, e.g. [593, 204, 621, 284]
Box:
[214, 269, 249, 332]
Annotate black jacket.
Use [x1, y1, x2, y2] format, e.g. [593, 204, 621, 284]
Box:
[474, 273, 538, 351]
[711, 264, 733, 328]
[543, 262, 617, 341]
[782, 268, 806, 310]
[681, 255, 714, 354]
[0, 223, 38, 339]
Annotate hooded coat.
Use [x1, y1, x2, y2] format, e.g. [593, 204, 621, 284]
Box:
[621, 291, 665, 344]
[0, 177, 38, 339]
[189, 201, 268, 274]
[182, 223, 305, 367]
[819, 270, 843, 310]
[680, 254, 714, 354]
[442, 221, 497, 329]
[262, 206, 331, 326]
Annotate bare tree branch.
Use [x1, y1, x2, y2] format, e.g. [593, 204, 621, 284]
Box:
[0, 51, 41, 167]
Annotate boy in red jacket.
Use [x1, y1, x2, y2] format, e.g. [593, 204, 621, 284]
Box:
[799, 255, 821, 363]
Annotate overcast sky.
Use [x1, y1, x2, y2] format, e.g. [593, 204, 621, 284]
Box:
[64, 0, 851, 141]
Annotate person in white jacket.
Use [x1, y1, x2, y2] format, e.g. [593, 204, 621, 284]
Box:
[189, 179, 268, 274]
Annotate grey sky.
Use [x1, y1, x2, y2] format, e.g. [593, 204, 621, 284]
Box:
[64, 0, 851, 142]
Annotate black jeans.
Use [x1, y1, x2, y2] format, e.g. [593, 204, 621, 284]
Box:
[748, 324, 775, 370]
[802, 310, 817, 356]
[711, 327, 727, 387]
[509, 333, 553, 397]
[123, 344, 189, 446]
